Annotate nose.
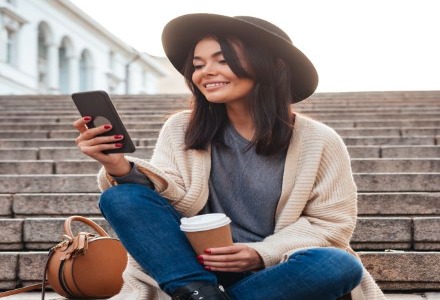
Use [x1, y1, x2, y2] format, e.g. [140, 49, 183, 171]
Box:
[201, 62, 218, 76]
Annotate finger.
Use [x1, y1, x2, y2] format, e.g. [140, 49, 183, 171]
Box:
[205, 245, 241, 255]
[205, 265, 247, 272]
[200, 254, 241, 263]
[72, 116, 92, 133]
[77, 134, 124, 147]
[79, 143, 124, 157]
[74, 124, 115, 145]
[79, 124, 113, 141]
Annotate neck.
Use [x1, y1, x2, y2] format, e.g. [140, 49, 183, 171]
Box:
[226, 103, 255, 141]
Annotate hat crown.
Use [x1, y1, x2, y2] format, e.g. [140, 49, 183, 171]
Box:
[161, 13, 318, 102]
[235, 16, 292, 44]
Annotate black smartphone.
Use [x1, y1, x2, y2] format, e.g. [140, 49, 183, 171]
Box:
[71, 90, 136, 154]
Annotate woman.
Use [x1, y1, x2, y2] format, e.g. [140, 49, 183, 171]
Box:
[73, 13, 386, 300]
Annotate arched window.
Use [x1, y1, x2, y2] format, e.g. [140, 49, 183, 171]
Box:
[58, 36, 73, 93]
[79, 49, 93, 91]
[37, 22, 52, 89]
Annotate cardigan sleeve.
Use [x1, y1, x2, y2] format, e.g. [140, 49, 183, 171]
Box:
[96, 111, 209, 216]
[245, 131, 358, 267]
[97, 112, 188, 202]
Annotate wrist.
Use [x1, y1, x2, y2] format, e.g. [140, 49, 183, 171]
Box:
[104, 159, 131, 177]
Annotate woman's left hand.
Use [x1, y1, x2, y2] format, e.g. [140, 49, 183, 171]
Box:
[198, 244, 264, 272]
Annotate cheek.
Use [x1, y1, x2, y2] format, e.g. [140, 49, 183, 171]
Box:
[192, 72, 201, 86]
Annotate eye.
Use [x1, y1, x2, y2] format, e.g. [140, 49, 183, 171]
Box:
[193, 64, 204, 70]
[219, 59, 227, 65]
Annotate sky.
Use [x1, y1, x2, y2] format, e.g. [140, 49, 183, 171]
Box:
[70, 0, 440, 93]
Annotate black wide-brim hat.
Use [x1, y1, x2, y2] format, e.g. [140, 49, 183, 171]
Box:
[162, 13, 318, 102]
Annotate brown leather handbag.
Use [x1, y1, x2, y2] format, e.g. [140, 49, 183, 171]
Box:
[0, 215, 128, 299]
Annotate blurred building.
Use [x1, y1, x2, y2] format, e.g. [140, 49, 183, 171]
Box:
[0, 0, 177, 95]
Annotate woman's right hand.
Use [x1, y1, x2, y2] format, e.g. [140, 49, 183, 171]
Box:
[73, 116, 131, 176]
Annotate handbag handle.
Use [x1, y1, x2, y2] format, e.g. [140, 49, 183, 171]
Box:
[64, 215, 109, 238]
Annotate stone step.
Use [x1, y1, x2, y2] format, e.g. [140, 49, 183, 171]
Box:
[1, 145, 437, 160]
[358, 192, 440, 216]
[1, 192, 437, 218]
[0, 217, 438, 251]
[2, 105, 440, 114]
[1, 127, 438, 139]
[1, 119, 440, 130]
[0, 173, 439, 194]
[0, 129, 159, 139]
[0, 146, 154, 160]
[359, 251, 440, 291]
[351, 217, 440, 250]
[0, 193, 101, 218]
[1, 95, 438, 105]
[0, 148, 39, 160]
[351, 119, 440, 128]
[0, 217, 116, 250]
[0, 175, 97, 193]
[0, 250, 438, 291]
[0, 122, 163, 130]
[353, 173, 440, 192]
[351, 159, 440, 173]
[338, 127, 440, 137]
[349, 145, 440, 158]
[0, 138, 157, 148]
[303, 112, 440, 121]
[0, 120, 165, 131]
[0, 136, 438, 148]
[2, 111, 440, 122]
[1, 158, 439, 175]
[343, 136, 437, 146]
[1, 93, 438, 104]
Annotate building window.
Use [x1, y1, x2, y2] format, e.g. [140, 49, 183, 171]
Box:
[80, 49, 93, 91]
[6, 28, 17, 65]
[38, 28, 48, 87]
[108, 51, 115, 71]
[1, 4, 27, 66]
[58, 45, 69, 93]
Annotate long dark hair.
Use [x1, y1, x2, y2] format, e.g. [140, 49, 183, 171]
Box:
[182, 34, 295, 156]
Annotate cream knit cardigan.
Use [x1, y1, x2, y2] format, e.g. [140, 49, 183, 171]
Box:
[97, 111, 386, 300]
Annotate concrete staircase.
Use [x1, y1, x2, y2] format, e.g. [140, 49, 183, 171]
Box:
[0, 91, 439, 297]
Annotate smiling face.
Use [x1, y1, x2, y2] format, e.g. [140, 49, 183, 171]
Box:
[191, 37, 255, 107]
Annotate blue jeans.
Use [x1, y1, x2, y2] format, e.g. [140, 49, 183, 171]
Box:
[99, 184, 363, 300]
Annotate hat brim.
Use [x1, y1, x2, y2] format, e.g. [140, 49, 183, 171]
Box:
[162, 13, 318, 102]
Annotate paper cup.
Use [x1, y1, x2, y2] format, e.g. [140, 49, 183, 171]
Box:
[180, 213, 233, 255]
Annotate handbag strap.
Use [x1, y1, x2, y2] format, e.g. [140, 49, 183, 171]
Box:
[0, 250, 53, 299]
[64, 215, 109, 238]
[0, 282, 45, 298]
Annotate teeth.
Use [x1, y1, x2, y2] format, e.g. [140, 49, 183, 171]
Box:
[205, 82, 226, 88]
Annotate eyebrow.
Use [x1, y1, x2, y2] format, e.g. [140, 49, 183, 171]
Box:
[193, 51, 223, 61]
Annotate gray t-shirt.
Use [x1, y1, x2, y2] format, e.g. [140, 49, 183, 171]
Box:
[201, 123, 287, 243]
[114, 123, 287, 243]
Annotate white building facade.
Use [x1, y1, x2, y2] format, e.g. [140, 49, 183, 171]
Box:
[0, 0, 168, 95]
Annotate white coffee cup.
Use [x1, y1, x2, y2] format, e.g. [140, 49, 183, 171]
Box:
[180, 213, 233, 255]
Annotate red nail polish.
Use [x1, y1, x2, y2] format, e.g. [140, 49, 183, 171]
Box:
[114, 135, 123, 139]
[104, 125, 112, 129]
[115, 143, 123, 148]
[204, 249, 211, 254]
[205, 266, 211, 270]
[83, 116, 92, 121]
